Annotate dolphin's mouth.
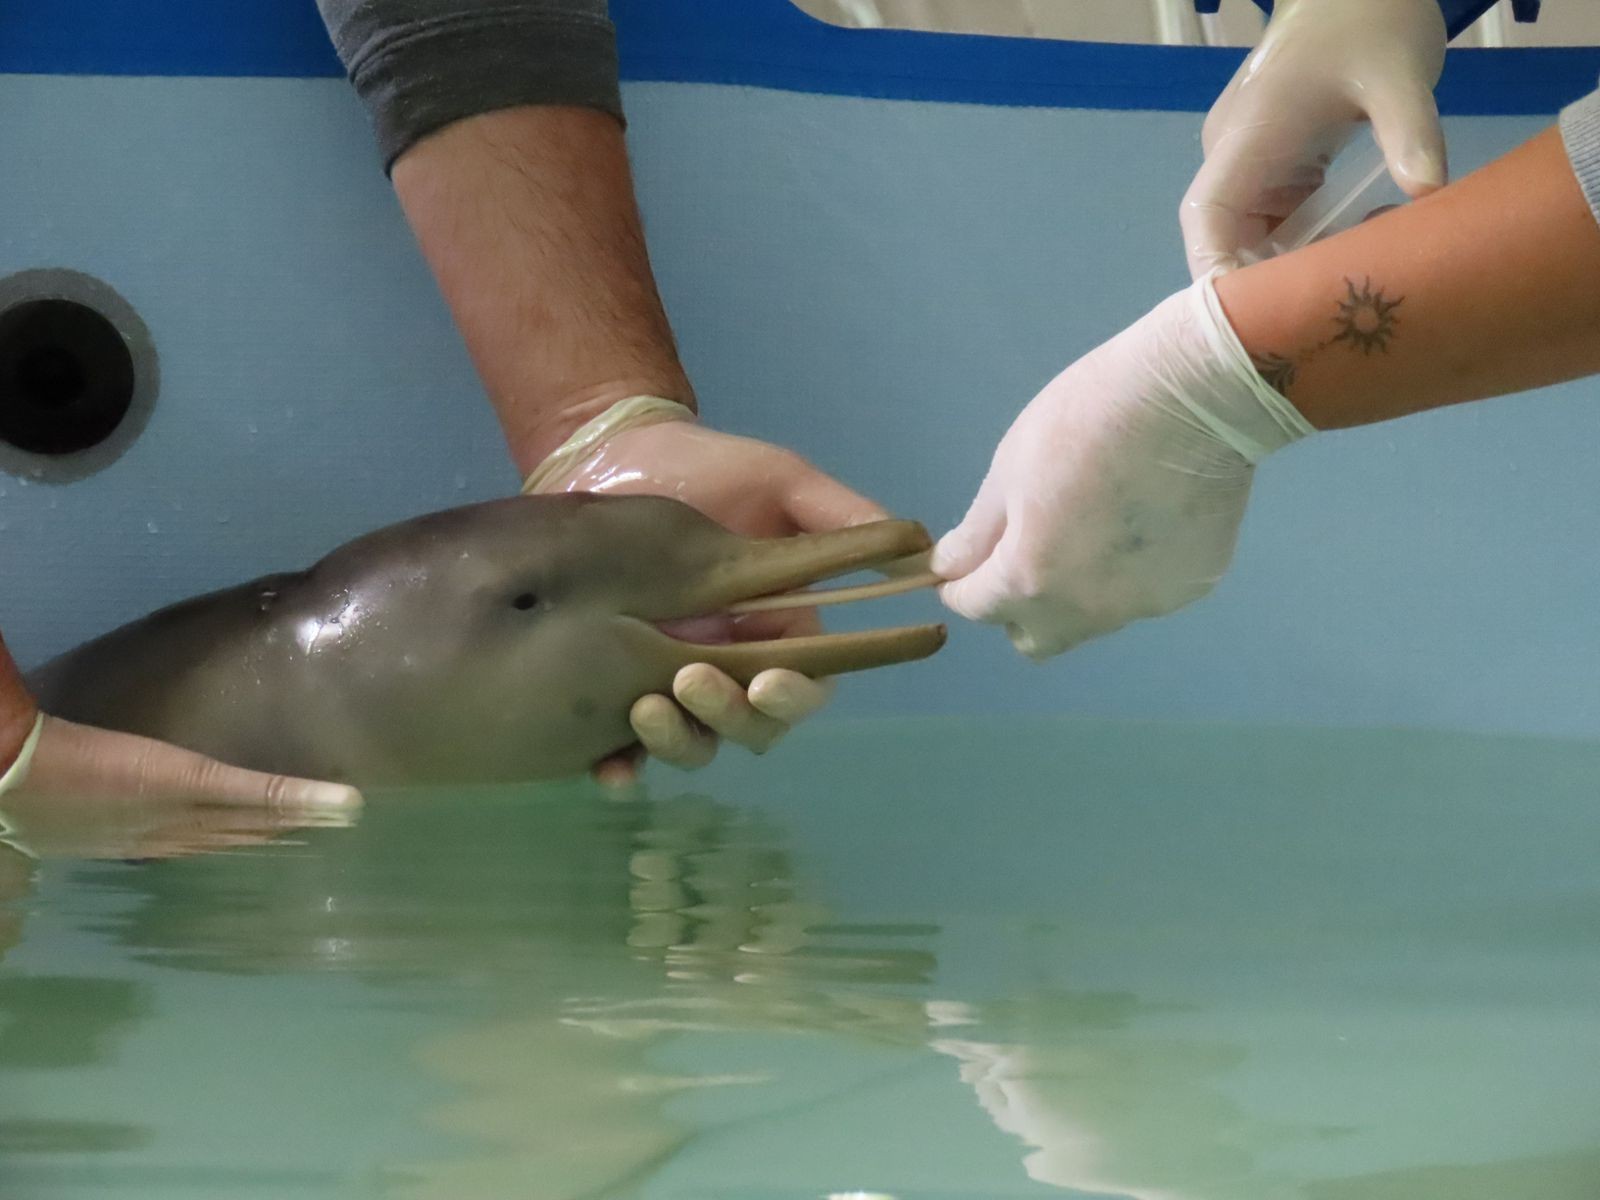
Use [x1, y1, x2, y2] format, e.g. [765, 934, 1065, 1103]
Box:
[638, 519, 948, 683]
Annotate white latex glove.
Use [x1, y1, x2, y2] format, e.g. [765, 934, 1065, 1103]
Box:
[934, 276, 1313, 659]
[1180, 0, 1448, 278]
[525, 396, 888, 782]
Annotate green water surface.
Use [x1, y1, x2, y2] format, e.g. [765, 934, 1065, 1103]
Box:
[2, 717, 1597, 1199]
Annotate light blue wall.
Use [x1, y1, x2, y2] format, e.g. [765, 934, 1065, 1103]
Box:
[0, 74, 511, 660]
[2, 73, 1591, 736]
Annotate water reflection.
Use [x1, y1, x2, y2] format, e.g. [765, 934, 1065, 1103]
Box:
[0, 974, 150, 1070]
[0, 793, 352, 1183]
[20, 785, 1327, 1199]
[1, 720, 1598, 1198]
[0, 843, 28, 957]
[390, 794, 945, 1199]
[59, 786, 944, 1196]
[0, 926, 158, 1167]
[0, 1117, 151, 1155]
[0, 790, 348, 866]
[934, 993, 1280, 1200]
[0, 788, 349, 980]
[1306, 1149, 1600, 1198]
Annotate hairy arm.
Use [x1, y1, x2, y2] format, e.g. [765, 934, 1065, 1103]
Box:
[317, 0, 883, 778]
[391, 105, 695, 473]
[317, 0, 690, 471]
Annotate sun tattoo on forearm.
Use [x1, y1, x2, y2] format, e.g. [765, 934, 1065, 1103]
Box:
[1250, 277, 1403, 397]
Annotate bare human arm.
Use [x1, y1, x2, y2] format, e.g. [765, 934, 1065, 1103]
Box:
[317, 0, 889, 780]
[939, 114, 1600, 657]
[391, 105, 694, 473]
[392, 107, 889, 781]
[1216, 127, 1600, 429]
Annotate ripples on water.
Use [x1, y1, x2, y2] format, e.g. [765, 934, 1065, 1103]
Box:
[2, 717, 1598, 1199]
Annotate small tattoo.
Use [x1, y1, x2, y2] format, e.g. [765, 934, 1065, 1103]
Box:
[1251, 353, 1299, 395]
[1249, 276, 1404, 397]
[1328, 276, 1403, 355]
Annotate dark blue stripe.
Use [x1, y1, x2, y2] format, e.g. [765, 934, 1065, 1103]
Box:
[0, 0, 1593, 117]
[0, 1, 343, 79]
[616, 0, 1599, 115]
[1238, 0, 1533, 40]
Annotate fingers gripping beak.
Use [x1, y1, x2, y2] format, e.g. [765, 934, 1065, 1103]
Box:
[641, 520, 948, 683]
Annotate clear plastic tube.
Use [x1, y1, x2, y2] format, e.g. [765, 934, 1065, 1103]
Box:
[1235, 131, 1409, 263]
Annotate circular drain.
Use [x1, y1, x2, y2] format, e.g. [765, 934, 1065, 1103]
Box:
[0, 270, 158, 482]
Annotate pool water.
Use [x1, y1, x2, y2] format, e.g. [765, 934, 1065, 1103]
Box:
[2, 717, 1598, 1199]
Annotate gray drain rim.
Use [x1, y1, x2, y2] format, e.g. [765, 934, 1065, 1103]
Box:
[0, 268, 159, 485]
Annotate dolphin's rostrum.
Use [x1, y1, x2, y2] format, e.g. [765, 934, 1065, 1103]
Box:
[28, 495, 946, 785]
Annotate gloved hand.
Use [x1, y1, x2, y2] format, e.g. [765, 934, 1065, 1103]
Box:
[934, 276, 1313, 658]
[525, 396, 889, 783]
[1180, 0, 1448, 278]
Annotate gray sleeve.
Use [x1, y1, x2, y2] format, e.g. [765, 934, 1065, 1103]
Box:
[1560, 86, 1600, 231]
[317, 0, 623, 173]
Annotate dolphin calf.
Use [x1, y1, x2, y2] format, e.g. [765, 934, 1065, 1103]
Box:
[26, 495, 945, 786]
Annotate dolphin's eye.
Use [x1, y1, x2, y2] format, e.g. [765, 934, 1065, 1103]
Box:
[511, 592, 539, 612]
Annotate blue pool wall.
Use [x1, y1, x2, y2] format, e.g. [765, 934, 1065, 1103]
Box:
[3, 1, 1599, 737]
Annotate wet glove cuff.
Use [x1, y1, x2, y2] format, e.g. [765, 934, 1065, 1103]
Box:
[0, 712, 44, 797]
[521, 395, 695, 495]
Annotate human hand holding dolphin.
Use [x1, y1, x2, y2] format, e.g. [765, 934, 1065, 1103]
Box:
[525, 398, 892, 785]
[390, 107, 904, 784]
[0, 632, 362, 813]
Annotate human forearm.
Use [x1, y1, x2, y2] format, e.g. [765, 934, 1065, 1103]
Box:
[1215, 126, 1600, 430]
[392, 106, 694, 475]
[317, 1, 683, 474]
[319, 2, 879, 779]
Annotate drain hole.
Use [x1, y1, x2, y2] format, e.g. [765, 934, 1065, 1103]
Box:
[0, 298, 137, 456]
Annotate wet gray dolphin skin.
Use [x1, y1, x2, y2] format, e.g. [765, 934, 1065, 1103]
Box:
[28, 495, 945, 786]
